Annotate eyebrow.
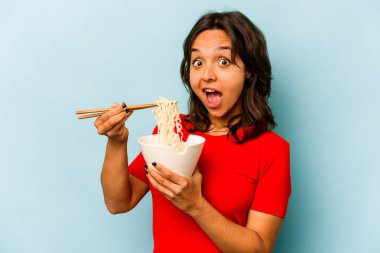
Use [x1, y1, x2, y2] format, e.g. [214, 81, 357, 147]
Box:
[191, 46, 232, 52]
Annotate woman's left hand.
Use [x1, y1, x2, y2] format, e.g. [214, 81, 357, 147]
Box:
[146, 163, 204, 215]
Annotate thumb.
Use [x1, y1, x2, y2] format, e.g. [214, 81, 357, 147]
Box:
[193, 166, 202, 179]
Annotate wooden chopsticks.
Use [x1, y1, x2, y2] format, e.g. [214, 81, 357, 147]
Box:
[76, 103, 157, 119]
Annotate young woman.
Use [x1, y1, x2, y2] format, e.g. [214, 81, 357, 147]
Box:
[94, 11, 291, 253]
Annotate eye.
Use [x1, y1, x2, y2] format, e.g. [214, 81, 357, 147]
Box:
[219, 58, 231, 66]
[192, 59, 202, 67]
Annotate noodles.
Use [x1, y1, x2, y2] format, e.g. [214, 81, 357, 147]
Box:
[152, 97, 184, 152]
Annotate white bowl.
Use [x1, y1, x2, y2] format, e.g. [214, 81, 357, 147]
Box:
[138, 134, 205, 177]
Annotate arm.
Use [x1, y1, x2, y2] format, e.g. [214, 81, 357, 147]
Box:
[95, 103, 149, 214]
[146, 164, 282, 253]
[189, 200, 282, 253]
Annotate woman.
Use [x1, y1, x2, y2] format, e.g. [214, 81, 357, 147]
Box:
[95, 11, 291, 253]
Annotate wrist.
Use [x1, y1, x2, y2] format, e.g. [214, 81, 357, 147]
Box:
[108, 128, 129, 145]
[107, 137, 128, 148]
[188, 197, 207, 219]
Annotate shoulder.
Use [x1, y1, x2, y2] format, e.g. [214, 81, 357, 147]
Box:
[255, 131, 290, 176]
[257, 131, 289, 147]
[256, 131, 289, 157]
[179, 113, 189, 122]
[179, 114, 195, 129]
[178, 114, 194, 140]
[179, 114, 187, 120]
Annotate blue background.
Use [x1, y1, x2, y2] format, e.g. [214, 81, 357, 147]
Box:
[1, 0, 379, 252]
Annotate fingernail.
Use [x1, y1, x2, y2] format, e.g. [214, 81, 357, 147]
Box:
[124, 108, 130, 113]
[122, 102, 126, 108]
[152, 162, 157, 167]
[144, 164, 148, 169]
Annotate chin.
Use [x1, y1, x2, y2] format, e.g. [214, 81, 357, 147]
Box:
[207, 109, 227, 118]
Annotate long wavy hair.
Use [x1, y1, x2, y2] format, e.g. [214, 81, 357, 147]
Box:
[180, 11, 275, 143]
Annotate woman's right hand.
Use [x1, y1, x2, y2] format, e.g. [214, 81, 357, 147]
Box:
[94, 102, 133, 144]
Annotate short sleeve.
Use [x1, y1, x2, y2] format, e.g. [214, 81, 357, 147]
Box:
[128, 126, 158, 185]
[250, 137, 291, 218]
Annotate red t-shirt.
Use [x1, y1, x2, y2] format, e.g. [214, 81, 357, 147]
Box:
[129, 117, 291, 253]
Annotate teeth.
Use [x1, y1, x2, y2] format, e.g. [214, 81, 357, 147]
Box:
[204, 89, 216, 93]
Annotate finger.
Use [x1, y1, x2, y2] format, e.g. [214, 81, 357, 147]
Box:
[106, 120, 127, 137]
[147, 165, 182, 193]
[106, 111, 133, 136]
[103, 103, 126, 120]
[95, 103, 124, 127]
[97, 107, 129, 135]
[192, 166, 202, 182]
[146, 171, 177, 199]
[99, 102, 128, 123]
[111, 111, 133, 130]
[193, 166, 202, 177]
[124, 110, 133, 121]
[152, 162, 188, 186]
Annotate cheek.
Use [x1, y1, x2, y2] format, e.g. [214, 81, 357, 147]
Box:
[234, 69, 246, 87]
[227, 74, 245, 97]
[222, 70, 245, 86]
[189, 71, 199, 89]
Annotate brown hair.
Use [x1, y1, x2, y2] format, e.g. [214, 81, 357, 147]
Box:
[180, 11, 275, 143]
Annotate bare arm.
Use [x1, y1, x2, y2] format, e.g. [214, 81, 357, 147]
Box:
[189, 201, 282, 253]
[95, 103, 149, 214]
[100, 139, 149, 214]
[146, 164, 282, 252]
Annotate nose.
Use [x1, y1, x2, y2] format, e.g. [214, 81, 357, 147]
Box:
[201, 63, 216, 82]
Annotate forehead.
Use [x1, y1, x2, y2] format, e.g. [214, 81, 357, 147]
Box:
[192, 29, 232, 50]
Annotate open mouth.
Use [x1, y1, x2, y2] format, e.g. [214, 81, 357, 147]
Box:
[203, 88, 223, 108]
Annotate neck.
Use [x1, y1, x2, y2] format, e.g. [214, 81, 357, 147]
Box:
[207, 114, 239, 135]
[208, 109, 242, 130]
[206, 98, 243, 134]
[206, 127, 229, 136]
[208, 99, 242, 126]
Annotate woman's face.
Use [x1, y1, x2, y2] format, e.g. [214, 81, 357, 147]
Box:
[189, 29, 249, 125]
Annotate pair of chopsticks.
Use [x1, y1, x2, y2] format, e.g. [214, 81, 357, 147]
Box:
[76, 103, 157, 119]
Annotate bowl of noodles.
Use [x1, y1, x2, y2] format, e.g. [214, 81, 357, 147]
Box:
[138, 97, 205, 177]
[138, 134, 205, 177]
